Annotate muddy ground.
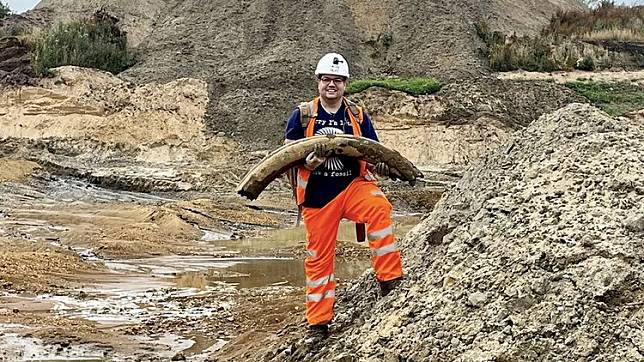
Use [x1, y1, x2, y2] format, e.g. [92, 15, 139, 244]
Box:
[0, 161, 432, 361]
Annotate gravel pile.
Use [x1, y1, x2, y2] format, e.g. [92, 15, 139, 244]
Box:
[281, 103, 644, 361]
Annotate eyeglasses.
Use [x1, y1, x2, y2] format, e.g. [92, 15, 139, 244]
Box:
[319, 76, 346, 84]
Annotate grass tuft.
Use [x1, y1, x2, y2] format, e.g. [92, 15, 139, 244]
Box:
[564, 80, 644, 116]
[346, 77, 441, 96]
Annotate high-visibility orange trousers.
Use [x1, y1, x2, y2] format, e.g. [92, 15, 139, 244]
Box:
[301, 178, 403, 326]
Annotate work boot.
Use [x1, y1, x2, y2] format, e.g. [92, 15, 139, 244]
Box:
[305, 324, 329, 343]
[379, 277, 403, 297]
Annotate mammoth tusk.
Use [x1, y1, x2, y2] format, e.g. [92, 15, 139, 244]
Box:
[236, 135, 424, 200]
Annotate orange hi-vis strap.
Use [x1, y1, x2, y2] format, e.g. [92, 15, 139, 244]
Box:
[295, 97, 368, 206]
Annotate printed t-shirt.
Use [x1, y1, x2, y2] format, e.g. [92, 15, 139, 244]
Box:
[285, 102, 378, 208]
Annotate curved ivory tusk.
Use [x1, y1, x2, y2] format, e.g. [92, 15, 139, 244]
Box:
[236, 135, 424, 200]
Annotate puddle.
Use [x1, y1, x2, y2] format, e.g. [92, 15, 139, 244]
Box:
[0, 326, 222, 361]
[218, 217, 422, 252]
[0, 324, 108, 362]
[38, 276, 231, 326]
[104, 256, 246, 276]
[103, 254, 371, 289]
[0, 195, 421, 360]
[201, 229, 233, 241]
[214, 258, 370, 288]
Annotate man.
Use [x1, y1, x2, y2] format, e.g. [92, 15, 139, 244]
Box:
[284, 53, 403, 339]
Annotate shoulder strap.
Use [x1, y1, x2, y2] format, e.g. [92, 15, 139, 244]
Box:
[298, 101, 315, 130]
[344, 98, 363, 123]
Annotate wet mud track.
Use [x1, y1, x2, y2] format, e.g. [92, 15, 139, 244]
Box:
[0, 174, 421, 361]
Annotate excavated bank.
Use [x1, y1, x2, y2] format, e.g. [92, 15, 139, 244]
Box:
[274, 103, 644, 361]
[236, 135, 424, 200]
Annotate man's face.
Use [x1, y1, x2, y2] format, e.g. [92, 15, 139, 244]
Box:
[317, 75, 347, 101]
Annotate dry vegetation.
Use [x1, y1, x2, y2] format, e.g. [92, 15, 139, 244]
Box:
[547, 3, 644, 42]
[480, 2, 644, 72]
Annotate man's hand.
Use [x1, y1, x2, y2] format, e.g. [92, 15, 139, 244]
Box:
[374, 162, 390, 177]
[305, 151, 326, 170]
[313, 143, 328, 157]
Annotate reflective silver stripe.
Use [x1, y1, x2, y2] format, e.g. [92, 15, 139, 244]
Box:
[306, 290, 336, 303]
[371, 242, 399, 257]
[371, 191, 385, 197]
[368, 226, 393, 241]
[306, 274, 335, 288]
[297, 174, 308, 189]
[306, 249, 317, 257]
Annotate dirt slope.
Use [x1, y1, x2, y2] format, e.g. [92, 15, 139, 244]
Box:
[262, 103, 644, 361]
[28, 0, 585, 148]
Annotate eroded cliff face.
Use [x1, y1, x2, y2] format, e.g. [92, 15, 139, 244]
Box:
[352, 79, 585, 171]
[359, 90, 511, 170]
[0, 66, 240, 192]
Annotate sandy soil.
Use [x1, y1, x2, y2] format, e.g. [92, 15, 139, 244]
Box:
[497, 69, 644, 84]
[0, 159, 40, 182]
[0, 239, 100, 293]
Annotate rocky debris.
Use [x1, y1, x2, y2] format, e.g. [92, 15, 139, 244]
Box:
[351, 78, 586, 172]
[273, 103, 644, 361]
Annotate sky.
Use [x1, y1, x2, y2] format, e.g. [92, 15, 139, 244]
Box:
[4, 0, 39, 14]
[1, 0, 643, 14]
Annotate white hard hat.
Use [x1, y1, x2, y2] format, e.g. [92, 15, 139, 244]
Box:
[315, 53, 350, 78]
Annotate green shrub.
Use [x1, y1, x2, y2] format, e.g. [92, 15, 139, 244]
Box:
[575, 56, 595, 70]
[346, 77, 441, 96]
[31, 16, 134, 76]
